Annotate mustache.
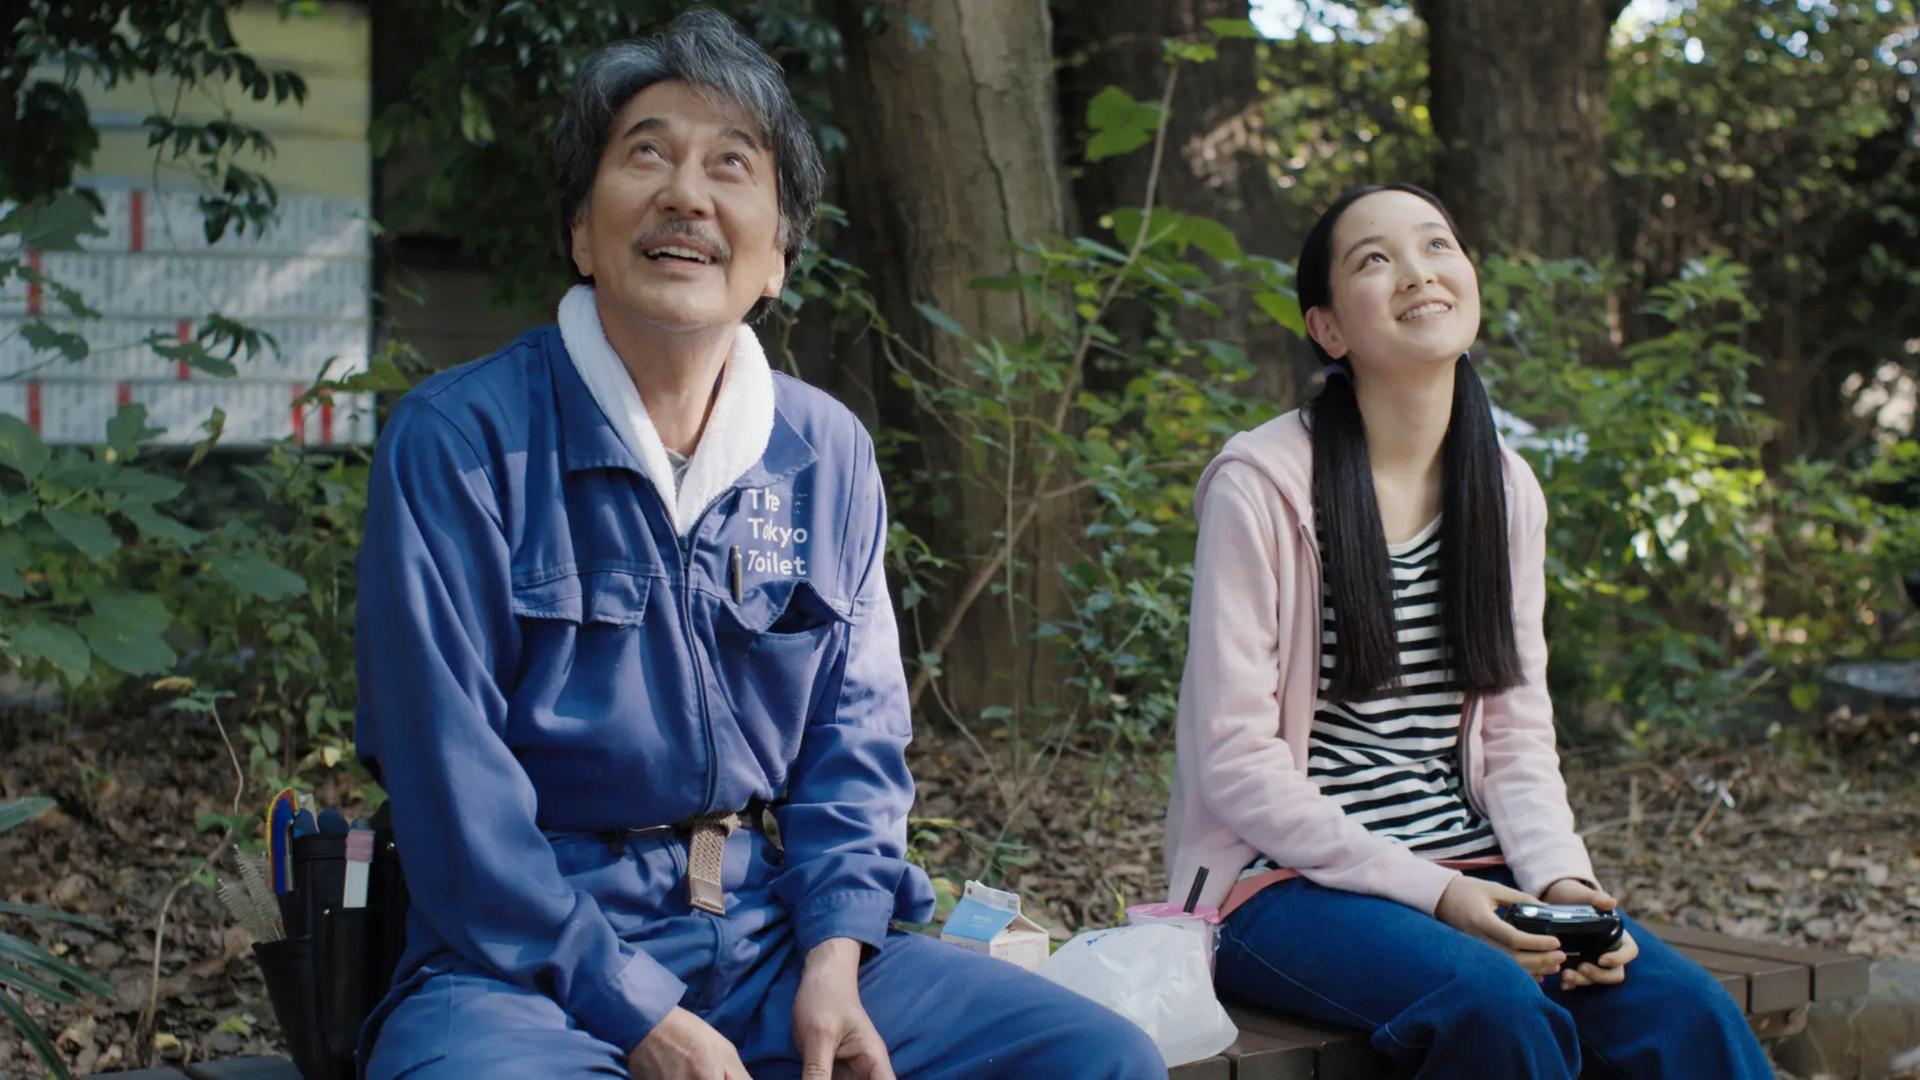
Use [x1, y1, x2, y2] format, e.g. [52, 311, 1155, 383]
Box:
[634, 220, 730, 263]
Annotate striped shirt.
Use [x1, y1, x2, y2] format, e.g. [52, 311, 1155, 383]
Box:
[1244, 515, 1500, 879]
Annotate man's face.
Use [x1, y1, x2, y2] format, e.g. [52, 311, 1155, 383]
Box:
[569, 80, 786, 335]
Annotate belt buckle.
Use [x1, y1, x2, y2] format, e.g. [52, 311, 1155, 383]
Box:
[686, 813, 739, 916]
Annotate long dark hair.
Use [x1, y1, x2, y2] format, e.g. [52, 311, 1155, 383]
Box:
[1298, 183, 1521, 702]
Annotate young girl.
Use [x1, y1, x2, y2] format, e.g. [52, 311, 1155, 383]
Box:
[1162, 184, 1772, 1078]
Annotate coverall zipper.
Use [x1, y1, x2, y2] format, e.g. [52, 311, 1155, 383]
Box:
[643, 479, 735, 815]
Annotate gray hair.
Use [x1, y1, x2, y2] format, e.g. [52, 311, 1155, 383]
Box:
[553, 9, 824, 321]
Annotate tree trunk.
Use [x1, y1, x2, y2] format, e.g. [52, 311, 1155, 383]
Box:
[827, 0, 1076, 729]
[1419, 0, 1626, 260]
[1053, 0, 1307, 405]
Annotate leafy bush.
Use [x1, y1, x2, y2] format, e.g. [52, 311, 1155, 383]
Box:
[0, 797, 113, 1080]
[0, 406, 308, 702]
[1479, 254, 1920, 740]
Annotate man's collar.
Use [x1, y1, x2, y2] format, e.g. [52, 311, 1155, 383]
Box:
[553, 286, 810, 534]
[552, 330, 645, 477]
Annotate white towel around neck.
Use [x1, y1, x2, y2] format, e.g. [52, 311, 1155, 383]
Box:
[557, 285, 775, 537]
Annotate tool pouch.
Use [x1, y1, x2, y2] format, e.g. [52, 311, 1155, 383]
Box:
[253, 804, 409, 1078]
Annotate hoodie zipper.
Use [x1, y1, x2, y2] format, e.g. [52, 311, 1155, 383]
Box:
[1458, 696, 1488, 819]
[1298, 520, 1323, 719]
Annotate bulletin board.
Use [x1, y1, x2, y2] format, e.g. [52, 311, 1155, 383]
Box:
[0, 3, 375, 448]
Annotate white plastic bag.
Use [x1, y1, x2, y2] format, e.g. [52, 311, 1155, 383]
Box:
[1038, 923, 1238, 1067]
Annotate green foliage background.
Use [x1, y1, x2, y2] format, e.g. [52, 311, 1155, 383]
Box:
[2, 1, 1919, 1065]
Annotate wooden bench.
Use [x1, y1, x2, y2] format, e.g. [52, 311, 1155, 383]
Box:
[1169, 922, 1872, 1079]
[90, 924, 1870, 1079]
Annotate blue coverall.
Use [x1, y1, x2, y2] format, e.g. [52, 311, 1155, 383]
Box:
[353, 326, 1163, 1078]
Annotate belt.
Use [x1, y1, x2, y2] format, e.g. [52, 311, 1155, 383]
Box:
[597, 798, 777, 916]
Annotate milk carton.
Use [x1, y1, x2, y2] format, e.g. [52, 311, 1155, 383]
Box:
[938, 880, 1050, 971]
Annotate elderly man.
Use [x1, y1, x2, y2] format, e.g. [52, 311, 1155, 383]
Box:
[353, 11, 1162, 1080]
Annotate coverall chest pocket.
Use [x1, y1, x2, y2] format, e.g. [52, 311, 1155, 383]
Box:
[508, 569, 656, 711]
[510, 568, 652, 626]
[714, 578, 851, 734]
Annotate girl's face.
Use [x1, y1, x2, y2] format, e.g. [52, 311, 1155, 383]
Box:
[1306, 190, 1480, 376]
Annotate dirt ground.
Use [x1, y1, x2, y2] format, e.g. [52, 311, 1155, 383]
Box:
[1, 705, 1915, 1077]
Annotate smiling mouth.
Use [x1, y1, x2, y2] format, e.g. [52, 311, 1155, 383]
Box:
[645, 245, 717, 265]
[1398, 301, 1452, 322]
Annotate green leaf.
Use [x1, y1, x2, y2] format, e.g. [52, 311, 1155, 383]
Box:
[1071, 236, 1130, 264]
[0, 931, 114, 998]
[1086, 85, 1150, 132]
[0, 797, 56, 834]
[1788, 682, 1821, 714]
[0, 990, 72, 1080]
[150, 335, 237, 378]
[42, 509, 120, 562]
[1178, 214, 1244, 262]
[20, 320, 88, 362]
[1205, 17, 1261, 39]
[0, 534, 29, 597]
[0, 190, 106, 251]
[0, 959, 84, 1006]
[1254, 290, 1307, 337]
[330, 358, 413, 392]
[100, 466, 186, 507]
[913, 303, 972, 342]
[216, 1014, 254, 1036]
[1164, 40, 1217, 63]
[78, 611, 177, 675]
[1085, 85, 1160, 162]
[215, 551, 308, 601]
[188, 408, 228, 471]
[0, 900, 106, 929]
[1086, 127, 1153, 161]
[0, 414, 50, 481]
[2, 620, 88, 683]
[0, 492, 34, 527]
[84, 588, 174, 634]
[104, 403, 163, 461]
[122, 505, 205, 549]
[459, 85, 496, 144]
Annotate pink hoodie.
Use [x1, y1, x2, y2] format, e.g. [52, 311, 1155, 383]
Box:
[1164, 409, 1596, 917]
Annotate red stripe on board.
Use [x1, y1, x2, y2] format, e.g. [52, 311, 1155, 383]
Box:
[290, 385, 306, 444]
[176, 320, 192, 380]
[321, 398, 334, 444]
[116, 382, 131, 407]
[26, 382, 42, 432]
[26, 249, 42, 316]
[129, 191, 145, 253]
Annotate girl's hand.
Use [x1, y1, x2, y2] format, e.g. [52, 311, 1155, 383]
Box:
[1541, 878, 1638, 990]
[1435, 876, 1564, 977]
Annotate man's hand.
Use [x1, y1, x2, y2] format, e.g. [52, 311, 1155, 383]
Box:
[627, 1006, 751, 1080]
[1541, 878, 1639, 990]
[1434, 875, 1565, 977]
[794, 938, 893, 1080]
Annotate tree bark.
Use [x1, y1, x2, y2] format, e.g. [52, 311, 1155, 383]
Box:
[827, 0, 1076, 727]
[1419, 0, 1626, 260]
[1053, 0, 1307, 405]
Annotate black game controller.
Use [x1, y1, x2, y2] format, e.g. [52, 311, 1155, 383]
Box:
[1499, 903, 1625, 966]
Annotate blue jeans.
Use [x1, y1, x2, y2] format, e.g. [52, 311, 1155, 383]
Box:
[1214, 867, 1773, 1079]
